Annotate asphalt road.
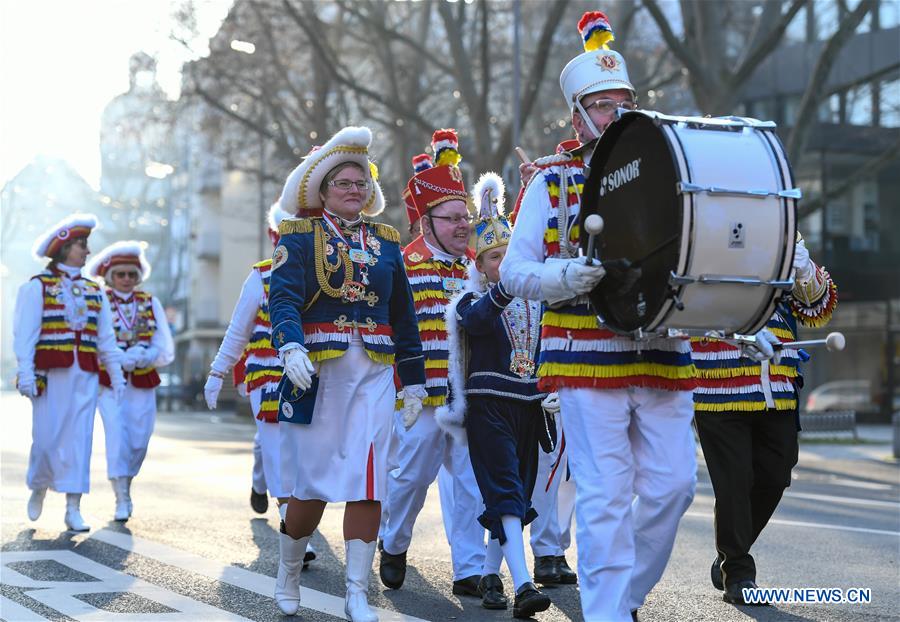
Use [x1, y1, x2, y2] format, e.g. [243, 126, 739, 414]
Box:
[2, 391, 898, 622]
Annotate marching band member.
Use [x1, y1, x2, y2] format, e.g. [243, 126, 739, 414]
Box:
[268, 127, 425, 621]
[14, 214, 125, 531]
[694, 237, 838, 604]
[88, 241, 174, 521]
[379, 130, 486, 597]
[440, 172, 554, 618]
[499, 13, 700, 621]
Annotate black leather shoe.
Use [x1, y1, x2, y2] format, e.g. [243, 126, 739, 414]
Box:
[554, 556, 577, 584]
[250, 488, 268, 514]
[513, 582, 551, 619]
[533, 555, 561, 584]
[452, 575, 482, 597]
[379, 543, 408, 590]
[723, 579, 769, 606]
[710, 556, 723, 590]
[478, 574, 508, 609]
[631, 609, 639, 621]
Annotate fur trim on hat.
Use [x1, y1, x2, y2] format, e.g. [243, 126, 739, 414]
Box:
[86, 240, 151, 282]
[32, 213, 99, 260]
[278, 126, 385, 217]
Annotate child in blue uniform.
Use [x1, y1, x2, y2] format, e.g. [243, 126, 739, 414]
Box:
[440, 173, 556, 619]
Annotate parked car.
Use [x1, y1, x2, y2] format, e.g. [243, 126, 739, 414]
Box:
[156, 372, 201, 411]
[805, 380, 872, 412]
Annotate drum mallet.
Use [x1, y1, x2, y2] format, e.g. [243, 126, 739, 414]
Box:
[584, 214, 604, 265]
[775, 331, 846, 353]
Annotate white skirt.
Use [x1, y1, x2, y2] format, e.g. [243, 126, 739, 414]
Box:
[280, 334, 394, 502]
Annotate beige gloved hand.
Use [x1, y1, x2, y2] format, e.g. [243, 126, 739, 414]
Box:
[17, 376, 38, 398]
[793, 240, 813, 282]
[399, 384, 428, 430]
[284, 348, 315, 390]
[541, 392, 561, 415]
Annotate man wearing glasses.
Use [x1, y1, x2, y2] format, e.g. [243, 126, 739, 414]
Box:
[500, 12, 701, 622]
[88, 241, 174, 522]
[380, 129, 486, 597]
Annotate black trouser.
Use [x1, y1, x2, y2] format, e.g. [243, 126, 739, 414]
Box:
[694, 409, 799, 586]
[465, 395, 543, 544]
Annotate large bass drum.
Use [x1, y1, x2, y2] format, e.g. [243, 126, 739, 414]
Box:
[580, 110, 798, 336]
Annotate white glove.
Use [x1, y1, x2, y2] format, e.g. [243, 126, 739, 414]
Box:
[113, 379, 127, 402]
[740, 329, 782, 365]
[136, 346, 157, 368]
[541, 258, 606, 305]
[284, 348, 315, 390]
[541, 392, 561, 415]
[121, 349, 138, 372]
[399, 384, 428, 430]
[204, 374, 223, 410]
[17, 377, 38, 398]
[793, 240, 813, 282]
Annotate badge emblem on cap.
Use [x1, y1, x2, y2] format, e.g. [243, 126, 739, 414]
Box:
[596, 54, 620, 72]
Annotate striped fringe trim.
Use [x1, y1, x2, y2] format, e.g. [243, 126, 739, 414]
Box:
[694, 398, 797, 413]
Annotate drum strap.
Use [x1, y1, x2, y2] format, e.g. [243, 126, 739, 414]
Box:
[558, 167, 572, 258]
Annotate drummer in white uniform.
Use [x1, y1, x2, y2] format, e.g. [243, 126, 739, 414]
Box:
[14, 214, 125, 531]
[88, 241, 174, 521]
[268, 127, 426, 621]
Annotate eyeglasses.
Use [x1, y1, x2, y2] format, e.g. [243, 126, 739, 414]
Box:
[428, 213, 474, 225]
[329, 179, 370, 192]
[584, 98, 638, 116]
[113, 271, 140, 279]
[73, 238, 88, 248]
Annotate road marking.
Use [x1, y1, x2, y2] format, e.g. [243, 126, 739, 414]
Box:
[90, 528, 429, 622]
[695, 482, 899, 509]
[684, 511, 900, 537]
[1, 595, 51, 621]
[1, 550, 248, 621]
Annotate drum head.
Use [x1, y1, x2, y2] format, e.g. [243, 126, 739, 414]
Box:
[581, 112, 682, 333]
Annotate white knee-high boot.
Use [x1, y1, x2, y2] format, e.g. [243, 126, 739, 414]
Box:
[344, 539, 378, 622]
[27, 488, 47, 521]
[64, 493, 90, 532]
[112, 478, 130, 521]
[275, 531, 309, 615]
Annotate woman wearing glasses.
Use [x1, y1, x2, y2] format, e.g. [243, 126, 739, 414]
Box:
[268, 127, 425, 621]
[13, 214, 125, 531]
[87, 241, 174, 522]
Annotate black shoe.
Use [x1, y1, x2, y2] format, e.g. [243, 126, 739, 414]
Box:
[631, 609, 639, 621]
[554, 556, 577, 584]
[379, 543, 408, 590]
[710, 556, 723, 590]
[533, 555, 561, 584]
[723, 579, 769, 606]
[478, 573, 508, 609]
[452, 575, 482, 597]
[250, 488, 268, 514]
[513, 582, 551, 619]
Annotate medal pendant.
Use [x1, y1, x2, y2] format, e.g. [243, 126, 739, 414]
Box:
[71, 285, 82, 296]
[120, 330, 134, 343]
[510, 353, 536, 378]
[349, 248, 371, 265]
[340, 281, 366, 303]
[443, 277, 464, 293]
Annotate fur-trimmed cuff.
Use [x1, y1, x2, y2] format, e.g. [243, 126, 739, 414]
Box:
[435, 404, 467, 446]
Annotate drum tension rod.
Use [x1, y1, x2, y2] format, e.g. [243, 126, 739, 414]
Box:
[668, 287, 685, 311]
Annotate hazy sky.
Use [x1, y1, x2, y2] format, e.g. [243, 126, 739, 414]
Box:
[0, 0, 232, 190]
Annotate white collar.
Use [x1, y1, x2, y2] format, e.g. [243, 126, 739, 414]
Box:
[423, 237, 464, 263]
[56, 264, 82, 278]
[324, 208, 362, 228]
[113, 289, 135, 300]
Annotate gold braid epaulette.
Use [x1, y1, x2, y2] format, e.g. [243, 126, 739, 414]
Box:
[371, 222, 400, 243]
[278, 217, 318, 235]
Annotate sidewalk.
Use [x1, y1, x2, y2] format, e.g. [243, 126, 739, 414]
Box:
[798, 424, 897, 462]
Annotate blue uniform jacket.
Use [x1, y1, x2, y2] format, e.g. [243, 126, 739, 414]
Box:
[455, 281, 545, 401]
[269, 217, 425, 389]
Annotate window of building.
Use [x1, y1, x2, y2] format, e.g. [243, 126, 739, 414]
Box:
[784, 95, 802, 126]
[846, 82, 874, 125]
[880, 0, 900, 29]
[818, 93, 841, 123]
[880, 78, 900, 127]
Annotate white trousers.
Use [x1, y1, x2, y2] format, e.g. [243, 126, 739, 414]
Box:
[382, 406, 485, 580]
[530, 412, 576, 557]
[560, 387, 696, 621]
[28, 367, 99, 494]
[250, 390, 286, 498]
[97, 384, 157, 479]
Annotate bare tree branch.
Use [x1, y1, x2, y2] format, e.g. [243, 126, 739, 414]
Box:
[642, 0, 710, 95]
[731, 0, 806, 88]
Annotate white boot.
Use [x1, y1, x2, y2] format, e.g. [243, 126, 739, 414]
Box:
[64, 494, 90, 532]
[344, 539, 378, 622]
[275, 531, 309, 615]
[27, 488, 47, 521]
[124, 476, 134, 515]
[112, 478, 130, 521]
